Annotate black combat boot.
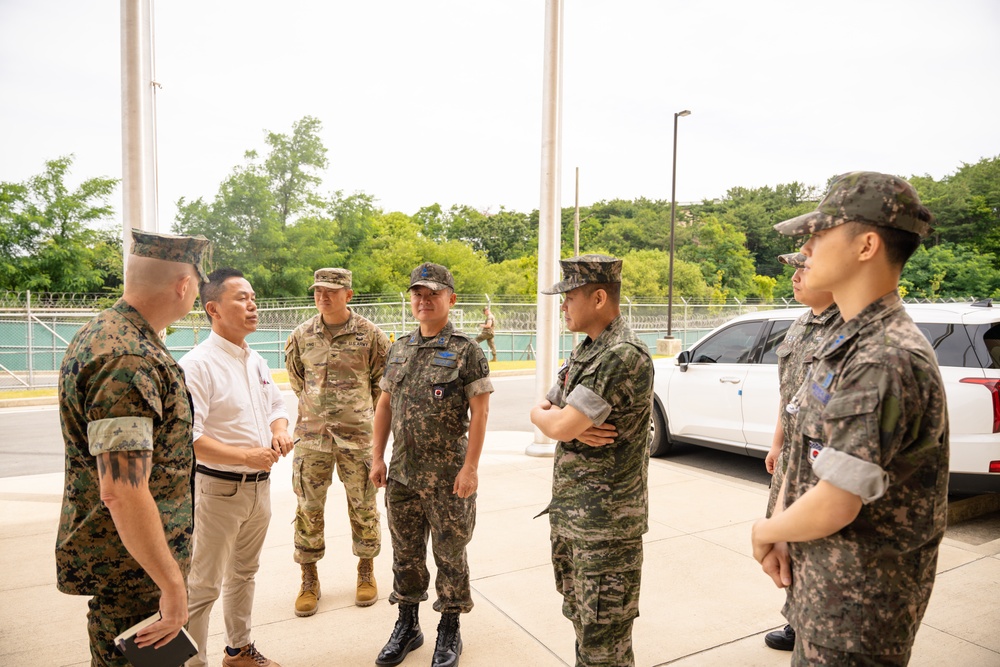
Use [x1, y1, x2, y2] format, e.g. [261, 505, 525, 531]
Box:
[431, 612, 462, 667]
[375, 603, 423, 666]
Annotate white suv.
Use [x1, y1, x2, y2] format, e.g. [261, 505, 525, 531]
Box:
[650, 301, 1000, 493]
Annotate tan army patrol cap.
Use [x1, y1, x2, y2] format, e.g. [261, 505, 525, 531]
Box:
[778, 252, 807, 269]
[773, 171, 934, 238]
[409, 263, 454, 291]
[311, 268, 352, 290]
[130, 230, 212, 283]
[541, 254, 622, 295]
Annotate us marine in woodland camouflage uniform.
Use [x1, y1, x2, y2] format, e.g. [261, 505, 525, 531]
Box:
[761, 252, 840, 653]
[56, 230, 210, 667]
[285, 268, 390, 614]
[530, 255, 654, 667]
[752, 172, 949, 666]
[370, 263, 493, 667]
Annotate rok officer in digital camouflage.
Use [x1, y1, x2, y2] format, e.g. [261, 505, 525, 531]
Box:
[752, 172, 949, 666]
[530, 254, 654, 667]
[56, 230, 210, 667]
[761, 251, 840, 653]
[285, 268, 390, 614]
[369, 262, 493, 667]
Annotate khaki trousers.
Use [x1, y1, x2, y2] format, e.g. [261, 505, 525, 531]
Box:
[186, 474, 271, 667]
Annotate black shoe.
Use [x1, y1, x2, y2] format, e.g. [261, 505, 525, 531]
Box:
[431, 613, 462, 667]
[764, 624, 795, 651]
[375, 603, 424, 666]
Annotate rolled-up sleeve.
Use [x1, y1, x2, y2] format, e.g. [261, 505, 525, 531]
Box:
[813, 447, 888, 503]
[565, 384, 612, 425]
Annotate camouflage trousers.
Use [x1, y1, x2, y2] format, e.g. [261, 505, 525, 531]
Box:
[551, 534, 643, 667]
[386, 479, 476, 613]
[293, 446, 381, 563]
[766, 443, 791, 517]
[474, 329, 497, 359]
[86, 587, 160, 667]
[792, 634, 912, 666]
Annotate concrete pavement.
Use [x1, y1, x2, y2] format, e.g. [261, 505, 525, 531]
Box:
[1, 431, 998, 666]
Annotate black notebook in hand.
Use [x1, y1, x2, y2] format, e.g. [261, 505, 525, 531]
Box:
[114, 613, 198, 667]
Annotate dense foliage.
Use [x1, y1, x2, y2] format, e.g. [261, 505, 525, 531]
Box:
[3, 118, 998, 301]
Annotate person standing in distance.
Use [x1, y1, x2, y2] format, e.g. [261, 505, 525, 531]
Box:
[370, 263, 493, 667]
[761, 252, 840, 653]
[179, 268, 292, 667]
[56, 230, 210, 667]
[752, 172, 948, 665]
[285, 268, 390, 615]
[474, 306, 497, 362]
[530, 254, 654, 667]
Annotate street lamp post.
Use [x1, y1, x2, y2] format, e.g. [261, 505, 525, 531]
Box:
[666, 109, 691, 339]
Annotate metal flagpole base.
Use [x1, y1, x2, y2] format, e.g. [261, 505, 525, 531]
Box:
[525, 441, 556, 457]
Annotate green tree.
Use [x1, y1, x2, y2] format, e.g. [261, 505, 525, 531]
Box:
[676, 215, 756, 298]
[173, 117, 332, 296]
[899, 242, 1000, 299]
[0, 155, 119, 292]
[619, 249, 710, 300]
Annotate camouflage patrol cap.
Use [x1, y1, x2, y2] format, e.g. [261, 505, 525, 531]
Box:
[311, 268, 352, 290]
[130, 229, 211, 283]
[541, 254, 622, 295]
[773, 171, 934, 238]
[778, 252, 807, 269]
[409, 263, 454, 291]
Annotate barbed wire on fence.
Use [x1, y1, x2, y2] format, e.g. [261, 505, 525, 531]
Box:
[0, 291, 982, 391]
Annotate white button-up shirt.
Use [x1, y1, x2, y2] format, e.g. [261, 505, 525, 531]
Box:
[179, 330, 289, 474]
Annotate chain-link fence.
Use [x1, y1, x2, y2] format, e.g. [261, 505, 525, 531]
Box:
[0, 290, 978, 391]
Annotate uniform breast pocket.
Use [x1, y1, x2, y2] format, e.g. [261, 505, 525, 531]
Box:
[384, 360, 408, 386]
[429, 367, 462, 403]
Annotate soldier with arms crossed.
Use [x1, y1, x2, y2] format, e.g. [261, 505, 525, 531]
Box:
[530, 254, 654, 667]
[752, 172, 948, 666]
[56, 230, 210, 666]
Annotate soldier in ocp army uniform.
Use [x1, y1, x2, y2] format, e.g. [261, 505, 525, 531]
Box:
[56, 230, 211, 667]
[530, 254, 654, 667]
[285, 267, 390, 615]
[752, 172, 949, 666]
[370, 263, 493, 667]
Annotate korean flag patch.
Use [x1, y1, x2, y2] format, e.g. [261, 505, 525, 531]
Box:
[433, 386, 445, 399]
[807, 439, 824, 463]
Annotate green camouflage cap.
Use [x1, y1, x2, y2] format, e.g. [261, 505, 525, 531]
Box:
[778, 252, 807, 269]
[130, 229, 211, 283]
[408, 262, 454, 291]
[311, 267, 352, 290]
[774, 171, 934, 238]
[541, 254, 622, 295]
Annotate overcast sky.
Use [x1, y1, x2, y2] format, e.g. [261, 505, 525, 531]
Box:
[2, 0, 999, 229]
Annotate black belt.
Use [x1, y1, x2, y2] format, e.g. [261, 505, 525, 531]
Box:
[196, 464, 269, 483]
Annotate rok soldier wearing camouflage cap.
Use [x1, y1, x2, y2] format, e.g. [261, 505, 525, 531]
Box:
[761, 252, 840, 653]
[285, 268, 390, 614]
[530, 254, 654, 667]
[752, 172, 948, 665]
[56, 230, 210, 666]
[370, 263, 493, 667]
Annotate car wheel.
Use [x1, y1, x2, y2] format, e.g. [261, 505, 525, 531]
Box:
[650, 397, 672, 457]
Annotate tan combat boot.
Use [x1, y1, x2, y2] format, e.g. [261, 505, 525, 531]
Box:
[295, 562, 321, 617]
[356, 557, 378, 607]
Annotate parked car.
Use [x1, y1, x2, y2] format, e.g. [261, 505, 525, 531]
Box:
[649, 301, 1000, 493]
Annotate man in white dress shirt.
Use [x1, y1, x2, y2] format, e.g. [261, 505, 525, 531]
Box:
[179, 268, 293, 667]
